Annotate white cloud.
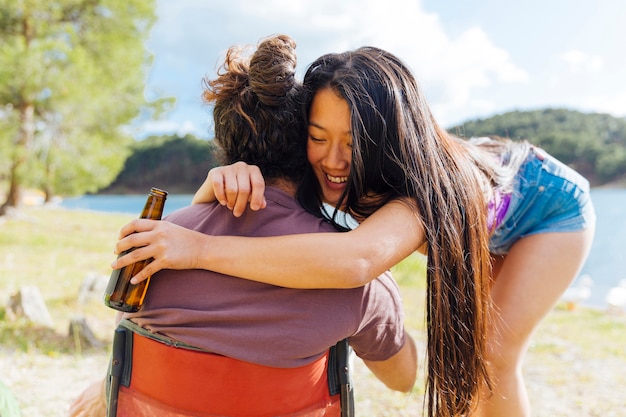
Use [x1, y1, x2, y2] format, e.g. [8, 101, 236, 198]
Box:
[333, 2, 529, 125]
[559, 50, 604, 74]
[141, 0, 532, 133]
[138, 119, 206, 138]
[139, 120, 180, 134]
[586, 91, 626, 117]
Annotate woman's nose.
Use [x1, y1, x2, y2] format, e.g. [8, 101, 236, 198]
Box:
[324, 145, 350, 169]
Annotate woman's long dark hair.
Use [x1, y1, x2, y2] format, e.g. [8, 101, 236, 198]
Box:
[300, 47, 493, 417]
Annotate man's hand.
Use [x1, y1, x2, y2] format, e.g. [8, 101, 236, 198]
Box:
[111, 219, 210, 284]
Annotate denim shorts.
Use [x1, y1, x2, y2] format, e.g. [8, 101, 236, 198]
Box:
[489, 147, 596, 255]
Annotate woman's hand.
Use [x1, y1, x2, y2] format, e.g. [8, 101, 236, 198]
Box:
[111, 219, 211, 284]
[192, 162, 267, 217]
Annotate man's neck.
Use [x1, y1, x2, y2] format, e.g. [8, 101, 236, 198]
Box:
[266, 178, 297, 197]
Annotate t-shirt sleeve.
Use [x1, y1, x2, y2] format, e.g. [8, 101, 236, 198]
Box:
[348, 271, 406, 361]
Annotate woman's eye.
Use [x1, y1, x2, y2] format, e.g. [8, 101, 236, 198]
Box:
[309, 135, 324, 143]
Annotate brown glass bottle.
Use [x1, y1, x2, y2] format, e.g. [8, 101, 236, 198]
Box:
[104, 187, 168, 312]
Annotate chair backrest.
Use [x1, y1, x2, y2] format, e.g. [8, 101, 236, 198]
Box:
[328, 338, 355, 417]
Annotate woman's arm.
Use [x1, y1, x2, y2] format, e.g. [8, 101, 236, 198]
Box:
[113, 199, 424, 289]
[192, 162, 267, 217]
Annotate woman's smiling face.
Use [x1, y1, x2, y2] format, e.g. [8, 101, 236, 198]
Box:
[306, 88, 353, 207]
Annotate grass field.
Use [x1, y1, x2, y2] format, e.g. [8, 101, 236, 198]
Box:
[1, 206, 625, 416]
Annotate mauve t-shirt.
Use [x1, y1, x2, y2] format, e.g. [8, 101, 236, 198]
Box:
[125, 187, 405, 368]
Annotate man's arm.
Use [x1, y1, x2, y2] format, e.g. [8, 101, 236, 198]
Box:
[69, 377, 106, 417]
[362, 331, 418, 392]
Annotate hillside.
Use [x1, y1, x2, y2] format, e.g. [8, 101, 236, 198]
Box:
[100, 134, 220, 194]
[451, 108, 626, 186]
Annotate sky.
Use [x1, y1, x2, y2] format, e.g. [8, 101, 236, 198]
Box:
[136, 0, 626, 139]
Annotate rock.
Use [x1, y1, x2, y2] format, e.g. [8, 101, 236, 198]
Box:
[77, 272, 109, 305]
[68, 316, 105, 349]
[7, 286, 54, 328]
[606, 279, 626, 313]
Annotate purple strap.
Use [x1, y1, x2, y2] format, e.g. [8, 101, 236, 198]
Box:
[487, 190, 511, 230]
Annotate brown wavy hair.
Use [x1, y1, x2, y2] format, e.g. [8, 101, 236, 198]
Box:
[202, 34, 307, 182]
[300, 47, 493, 417]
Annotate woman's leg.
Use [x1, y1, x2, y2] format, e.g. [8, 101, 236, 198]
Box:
[476, 227, 595, 417]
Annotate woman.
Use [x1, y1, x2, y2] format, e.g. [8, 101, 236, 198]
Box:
[115, 46, 595, 417]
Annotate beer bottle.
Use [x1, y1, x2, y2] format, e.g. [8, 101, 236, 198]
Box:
[104, 187, 168, 312]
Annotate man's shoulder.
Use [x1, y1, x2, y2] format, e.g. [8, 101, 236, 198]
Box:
[264, 187, 337, 233]
[365, 271, 403, 303]
[166, 202, 215, 218]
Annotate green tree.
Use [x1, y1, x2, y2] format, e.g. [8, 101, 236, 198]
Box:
[0, 0, 160, 215]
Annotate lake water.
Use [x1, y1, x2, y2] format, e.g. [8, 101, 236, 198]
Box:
[60, 193, 195, 217]
[60, 189, 625, 308]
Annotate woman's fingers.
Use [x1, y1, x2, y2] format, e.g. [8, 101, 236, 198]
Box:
[210, 162, 267, 217]
[247, 166, 267, 211]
